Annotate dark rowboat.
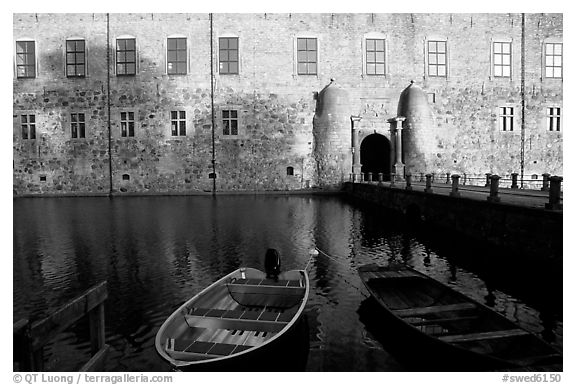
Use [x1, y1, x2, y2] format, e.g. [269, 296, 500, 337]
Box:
[358, 263, 562, 371]
[155, 266, 309, 371]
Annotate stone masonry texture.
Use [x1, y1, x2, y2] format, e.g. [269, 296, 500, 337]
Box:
[13, 13, 562, 195]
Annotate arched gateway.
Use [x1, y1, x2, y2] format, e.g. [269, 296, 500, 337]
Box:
[360, 133, 392, 181]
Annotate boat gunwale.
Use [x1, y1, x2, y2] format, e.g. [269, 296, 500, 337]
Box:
[155, 267, 310, 369]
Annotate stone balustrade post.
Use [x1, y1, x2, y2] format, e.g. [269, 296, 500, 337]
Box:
[511, 173, 519, 189]
[390, 173, 396, 187]
[487, 175, 501, 203]
[377, 173, 383, 184]
[405, 173, 413, 191]
[367, 172, 373, 183]
[545, 176, 563, 210]
[485, 173, 492, 187]
[450, 174, 461, 197]
[424, 174, 433, 193]
[541, 173, 551, 191]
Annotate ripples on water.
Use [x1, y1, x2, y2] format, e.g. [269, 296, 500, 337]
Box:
[12, 195, 562, 371]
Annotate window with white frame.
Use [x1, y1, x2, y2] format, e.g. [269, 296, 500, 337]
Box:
[547, 107, 561, 131]
[71, 112, 86, 138]
[66, 39, 86, 77]
[366, 38, 385, 75]
[219, 37, 239, 74]
[170, 111, 186, 136]
[493, 42, 512, 77]
[20, 114, 36, 140]
[544, 43, 562, 79]
[116, 38, 136, 76]
[428, 40, 447, 77]
[297, 38, 317, 75]
[16, 40, 36, 78]
[499, 107, 514, 131]
[167, 37, 187, 75]
[120, 112, 135, 137]
[222, 110, 238, 135]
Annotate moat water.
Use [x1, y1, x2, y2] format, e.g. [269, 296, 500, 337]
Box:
[13, 195, 562, 371]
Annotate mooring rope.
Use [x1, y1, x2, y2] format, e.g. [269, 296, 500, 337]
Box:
[303, 247, 369, 298]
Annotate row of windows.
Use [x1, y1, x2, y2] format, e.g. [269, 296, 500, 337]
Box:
[15, 37, 563, 79]
[18, 110, 240, 140]
[18, 106, 562, 141]
[498, 107, 561, 132]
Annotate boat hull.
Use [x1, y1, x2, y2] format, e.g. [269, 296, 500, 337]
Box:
[358, 264, 561, 371]
[156, 267, 310, 371]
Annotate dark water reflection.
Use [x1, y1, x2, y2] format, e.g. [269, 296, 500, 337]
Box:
[13, 195, 562, 371]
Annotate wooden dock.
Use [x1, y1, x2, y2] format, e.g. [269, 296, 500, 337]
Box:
[13, 281, 109, 372]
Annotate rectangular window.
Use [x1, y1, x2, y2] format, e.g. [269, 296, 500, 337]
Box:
[21, 114, 36, 140]
[116, 38, 136, 76]
[493, 42, 512, 77]
[499, 107, 514, 131]
[366, 39, 385, 75]
[547, 107, 561, 131]
[219, 37, 239, 74]
[170, 111, 186, 136]
[66, 39, 86, 77]
[545, 43, 562, 79]
[222, 110, 238, 135]
[297, 38, 317, 75]
[428, 41, 447, 77]
[16, 41, 36, 78]
[167, 38, 187, 75]
[120, 112, 135, 137]
[71, 113, 86, 138]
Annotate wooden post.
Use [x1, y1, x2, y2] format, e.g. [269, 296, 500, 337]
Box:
[545, 176, 563, 210]
[13, 319, 33, 371]
[541, 173, 551, 191]
[89, 303, 106, 355]
[425, 174, 433, 193]
[450, 174, 461, 197]
[487, 175, 501, 203]
[446, 172, 451, 184]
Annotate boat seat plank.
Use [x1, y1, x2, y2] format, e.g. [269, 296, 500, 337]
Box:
[167, 338, 255, 359]
[393, 303, 476, 317]
[438, 328, 530, 343]
[508, 353, 562, 367]
[185, 314, 287, 333]
[227, 284, 305, 298]
[405, 315, 478, 326]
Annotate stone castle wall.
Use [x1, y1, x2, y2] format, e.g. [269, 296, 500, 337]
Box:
[13, 13, 562, 195]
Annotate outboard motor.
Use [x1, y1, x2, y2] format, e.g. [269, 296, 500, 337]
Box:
[264, 248, 281, 279]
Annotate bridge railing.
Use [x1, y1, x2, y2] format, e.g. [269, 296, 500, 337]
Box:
[349, 172, 563, 210]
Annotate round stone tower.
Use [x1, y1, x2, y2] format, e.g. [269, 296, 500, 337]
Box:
[312, 79, 352, 187]
[397, 81, 436, 173]
[312, 80, 352, 187]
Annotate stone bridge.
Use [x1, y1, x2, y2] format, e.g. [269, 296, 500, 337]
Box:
[342, 177, 562, 262]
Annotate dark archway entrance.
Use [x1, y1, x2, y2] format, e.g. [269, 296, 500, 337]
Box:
[360, 134, 391, 181]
